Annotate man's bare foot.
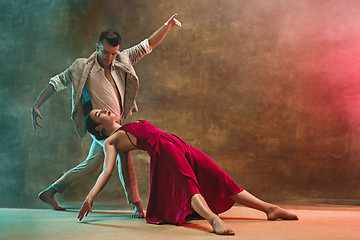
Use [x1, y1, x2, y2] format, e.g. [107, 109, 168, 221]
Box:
[210, 215, 235, 235]
[267, 205, 298, 220]
[38, 187, 65, 211]
[131, 201, 144, 218]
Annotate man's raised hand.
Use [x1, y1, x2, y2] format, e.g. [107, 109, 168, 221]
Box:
[164, 14, 182, 28]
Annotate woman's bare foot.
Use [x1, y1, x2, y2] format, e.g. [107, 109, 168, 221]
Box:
[267, 205, 298, 221]
[38, 187, 65, 211]
[210, 215, 235, 235]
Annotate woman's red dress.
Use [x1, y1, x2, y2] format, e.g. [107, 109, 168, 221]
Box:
[120, 120, 243, 225]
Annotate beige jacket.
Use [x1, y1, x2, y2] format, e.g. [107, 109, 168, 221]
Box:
[50, 39, 152, 137]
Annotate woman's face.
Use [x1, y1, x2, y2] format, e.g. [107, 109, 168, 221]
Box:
[90, 109, 115, 127]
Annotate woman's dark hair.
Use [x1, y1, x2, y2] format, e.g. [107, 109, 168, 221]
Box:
[98, 29, 122, 47]
[84, 114, 107, 140]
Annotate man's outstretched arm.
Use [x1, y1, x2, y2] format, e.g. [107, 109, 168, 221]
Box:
[148, 13, 182, 49]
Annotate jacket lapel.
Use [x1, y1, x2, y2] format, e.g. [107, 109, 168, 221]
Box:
[73, 52, 96, 115]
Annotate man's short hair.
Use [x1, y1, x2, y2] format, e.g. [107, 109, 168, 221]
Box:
[98, 29, 122, 47]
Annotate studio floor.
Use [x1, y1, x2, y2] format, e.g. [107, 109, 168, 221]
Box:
[0, 204, 359, 240]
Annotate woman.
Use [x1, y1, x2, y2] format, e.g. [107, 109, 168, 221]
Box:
[78, 109, 298, 235]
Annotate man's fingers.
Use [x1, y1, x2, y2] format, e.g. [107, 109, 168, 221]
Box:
[170, 13, 178, 20]
[170, 14, 181, 28]
[175, 19, 181, 27]
[33, 120, 43, 130]
[165, 13, 181, 28]
[32, 110, 44, 130]
[36, 121, 43, 129]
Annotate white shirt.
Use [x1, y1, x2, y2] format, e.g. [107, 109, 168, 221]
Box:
[85, 55, 125, 124]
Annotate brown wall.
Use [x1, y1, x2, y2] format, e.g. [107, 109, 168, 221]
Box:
[1, 0, 360, 209]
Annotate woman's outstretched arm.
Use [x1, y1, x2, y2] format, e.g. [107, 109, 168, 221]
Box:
[78, 141, 118, 221]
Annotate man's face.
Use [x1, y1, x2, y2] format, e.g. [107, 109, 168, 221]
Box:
[97, 39, 119, 67]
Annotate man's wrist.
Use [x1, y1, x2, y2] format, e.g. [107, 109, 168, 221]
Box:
[32, 103, 39, 110]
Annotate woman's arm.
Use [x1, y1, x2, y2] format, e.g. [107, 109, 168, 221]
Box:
[78, 141, 118, 221]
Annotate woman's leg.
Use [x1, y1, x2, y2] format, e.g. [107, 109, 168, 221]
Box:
[191, 194, 235, 235]
[230, 190, 298, 220]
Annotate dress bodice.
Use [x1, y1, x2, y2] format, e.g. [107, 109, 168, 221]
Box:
[120, 120, 180, 155]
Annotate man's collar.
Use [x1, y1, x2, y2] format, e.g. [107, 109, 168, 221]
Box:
[93, 54, 103, 72]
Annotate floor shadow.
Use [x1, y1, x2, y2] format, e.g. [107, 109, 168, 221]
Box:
[82, 220, 212, 234]
[65, 209, 266, 222]
[182, 216, 266, 234]
[80, 221, 142, 230]
[185, 213, 265, 222]
[64, 209, 132, 215]
[181, 223, 212, 233]
[220, 217, 266, 221]
[62, 209, 140, 220]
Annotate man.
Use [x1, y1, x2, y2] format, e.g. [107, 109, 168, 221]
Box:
[31, 14, 181, 217]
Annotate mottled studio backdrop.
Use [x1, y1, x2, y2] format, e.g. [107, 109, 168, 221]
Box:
[1, 0, 360, 209]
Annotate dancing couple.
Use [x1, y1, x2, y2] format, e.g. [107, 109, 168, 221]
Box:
[32, 14, 297, 236]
